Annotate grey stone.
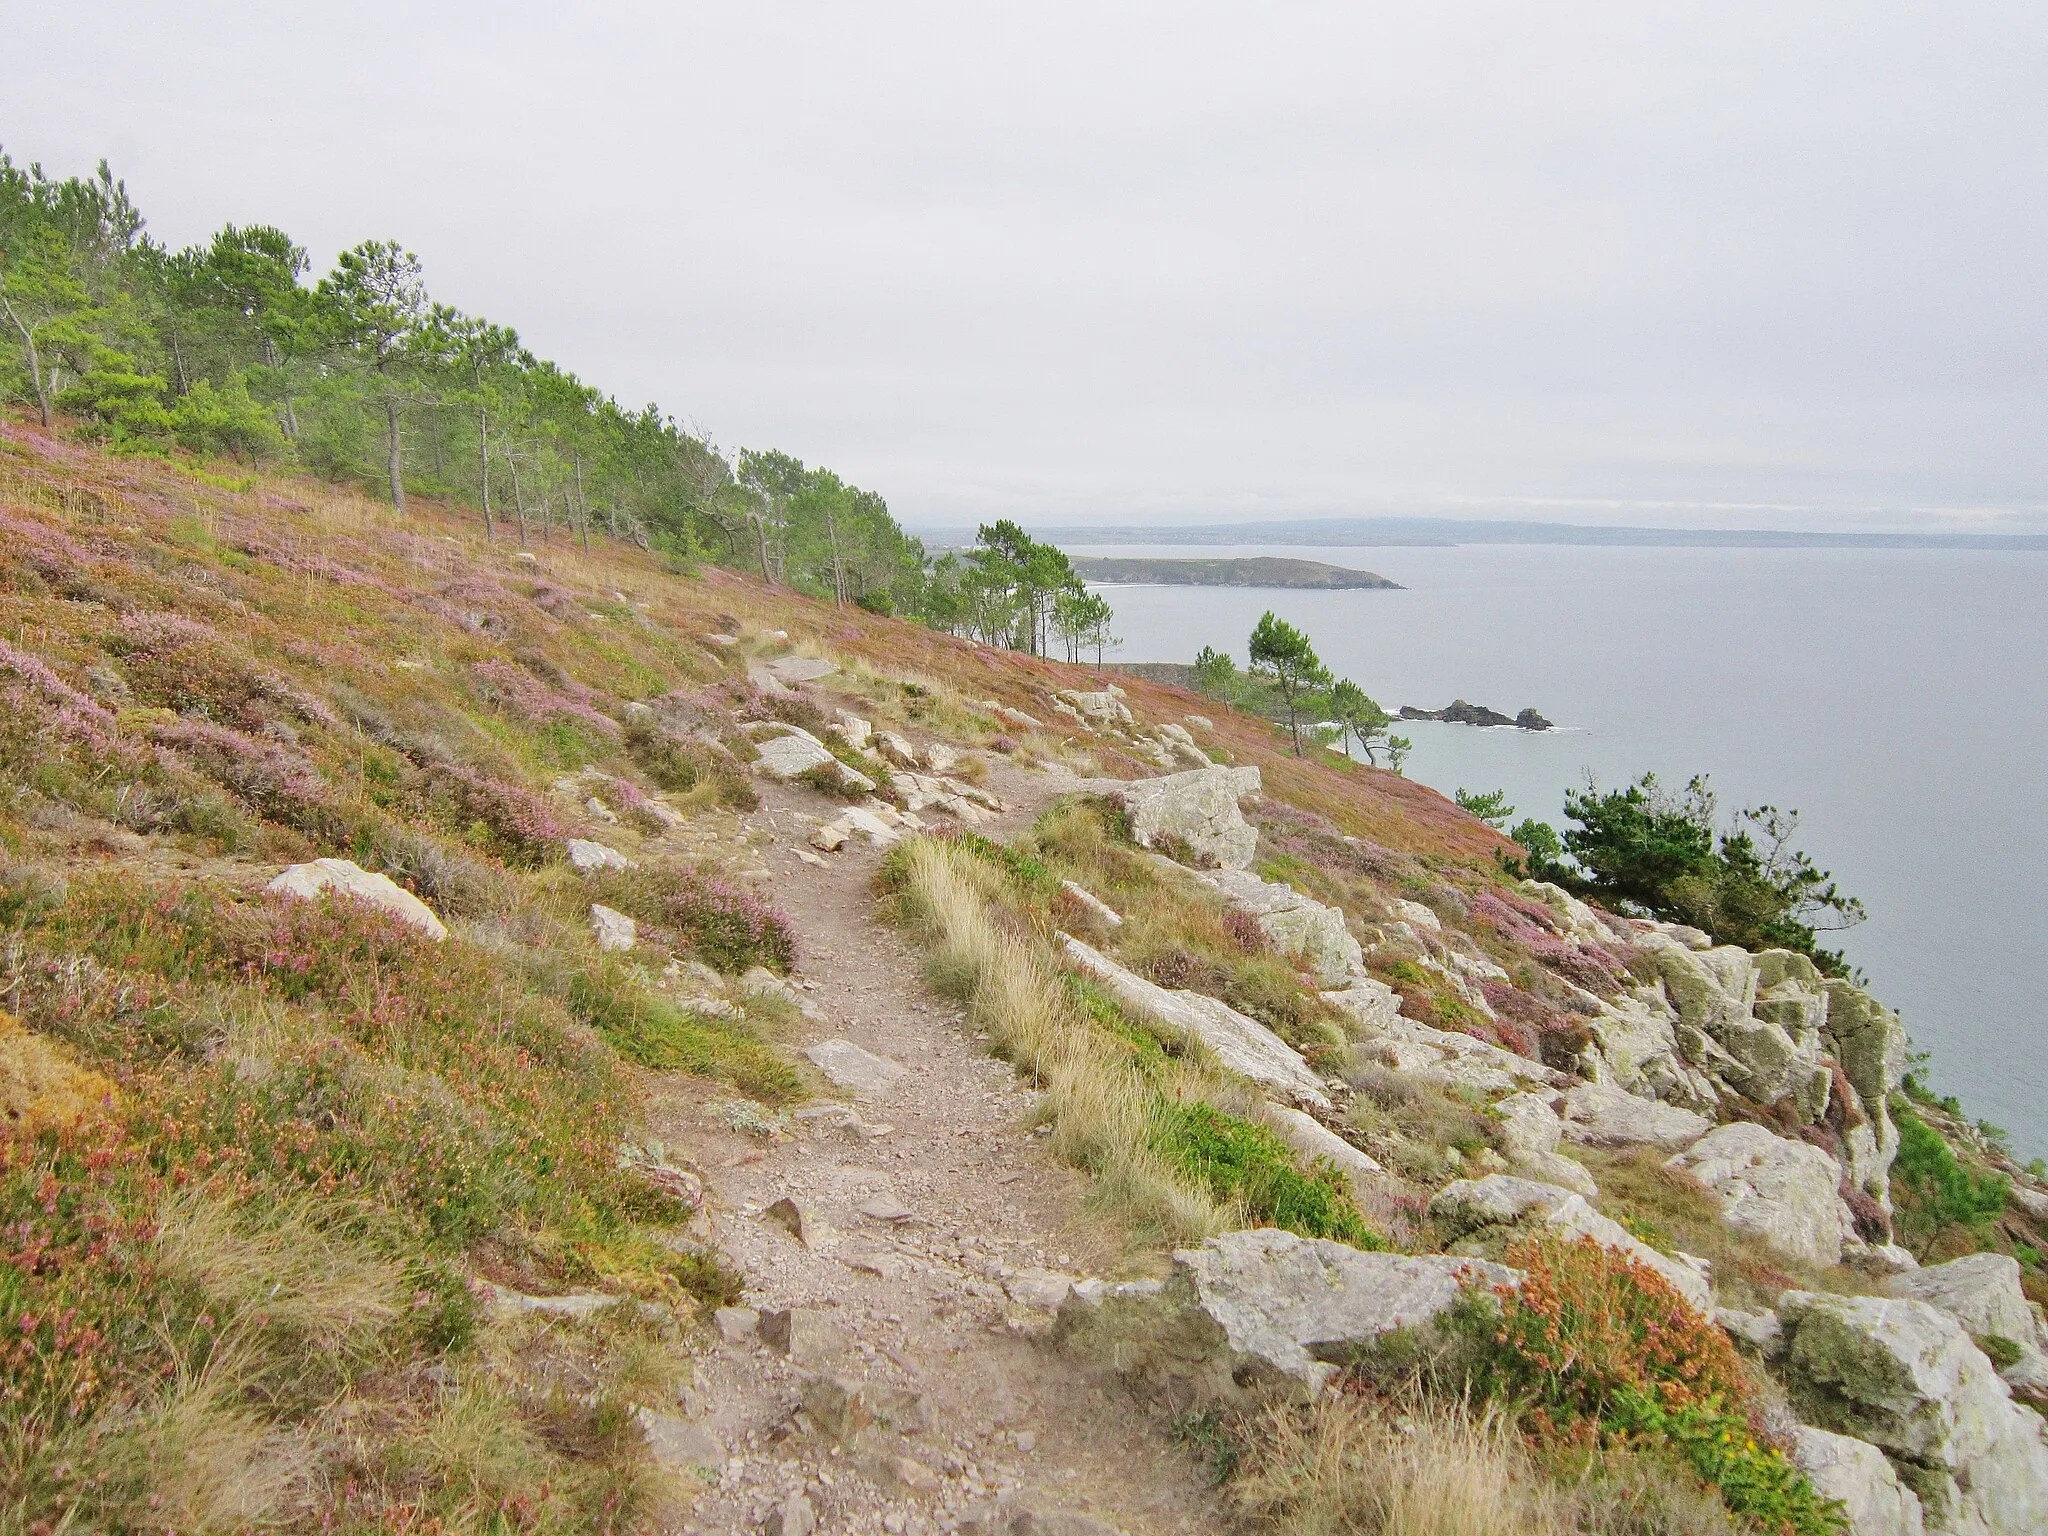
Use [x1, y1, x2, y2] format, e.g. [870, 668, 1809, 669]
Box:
[1716, 1306, 1787, 1361]
[874, 731, 921, 768]
[480, 1283, 624, 1319]
[1115, 765, 1262, 870]
[634, 1407, 722, 1471]
[1492, 1091, 1565, 1161]
[1065, 1227, 1519, 1400]
[1666, 1121, 1854, 1268]
[1060, 933, 1331, 1108]
[1427, 1174, 1711, 1309]
[1055, 688, 1134, 726]
[1890, 1254, 2046, 1353]
[1199, 868, 1364, 986]
[763, 1493, 817, 1536]
[805, 1037, 908, 1094]
[1824, 979, 1908, 1205]
[1516, 1150, 1601, 1198]
[266, 858, 448, 941]
[565, 837, 633, 874]
[1790, 1424, 1926, 1536]
[1559, 1083, 1711, 1148]
[799, 1372, 874, 1441]
[1778, 1291, 2048, 1534]
[759, 1306, 853, 1366]
[1261, 1103, 1384, 1194]
[763, 1196, 825, 1246]
[765, 655, 838, 683]
[713, 1305, 759, 1343]
[753, 732, 840, 779]
[589, 903, 637, 952]
[1004, 1269, 1076, 1310]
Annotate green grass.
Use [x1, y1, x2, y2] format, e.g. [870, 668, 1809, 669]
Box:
[1153, 1102, 1382, 1247]
[566, 969, 801, 1102]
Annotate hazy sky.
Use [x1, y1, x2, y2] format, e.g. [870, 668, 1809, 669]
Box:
[9, 4, 2046, 530]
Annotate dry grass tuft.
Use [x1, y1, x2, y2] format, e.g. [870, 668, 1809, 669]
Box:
[897, 836, 1228, 1242]
[1234, 1393, 1572, 1536]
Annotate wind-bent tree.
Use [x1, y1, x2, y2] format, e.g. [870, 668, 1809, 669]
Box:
[1053, 587, 1117, 663]
[1248, 611, 1331, 755]
[1327, 677, 1408, 769]
[321, 239, 427, 510]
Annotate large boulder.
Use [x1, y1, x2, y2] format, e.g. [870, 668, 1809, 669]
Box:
[1778, 1292, 2048, 1534]
[1666, 1121, 1854, 1269]
[752, 729, 840, 779]
[1115, 766, 1261, 870]
[1055, 687, 1134, 727]
[1790, 1424, 1926, 1536]
[1427, 1173, 1711, 1310]
[267, 858, 448, 941]
[1200, 868, 1364, 985]
[1889, 1254, 2046, 1355]
[1059, 1228, 1518, 1400]
[1060, 934, 1331, 1108]
[1559, 1082, 1712, 1149]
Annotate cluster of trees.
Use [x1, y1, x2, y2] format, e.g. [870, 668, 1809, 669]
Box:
[1191, 611, 1409, 768]
[924, 520, 1117, 660]
[0, 149, 931, 612]
[1493, 772, 1866, 971]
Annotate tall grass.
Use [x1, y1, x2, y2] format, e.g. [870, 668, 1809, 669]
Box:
[893, 835, 1227, 1242]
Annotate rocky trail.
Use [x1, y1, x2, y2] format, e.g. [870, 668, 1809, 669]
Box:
[638, 764, 1223, 1536]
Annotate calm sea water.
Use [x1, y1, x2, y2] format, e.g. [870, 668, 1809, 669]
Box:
[1081, 543, 2048, 1159]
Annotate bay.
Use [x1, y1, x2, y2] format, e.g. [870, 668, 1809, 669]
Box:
[1082, 541, 2048, 1159]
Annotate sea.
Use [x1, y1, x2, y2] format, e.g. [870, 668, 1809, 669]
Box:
[1078, 542, 2048, 1161]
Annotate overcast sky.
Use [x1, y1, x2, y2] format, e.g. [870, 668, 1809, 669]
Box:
[9, 3, 2046, 531]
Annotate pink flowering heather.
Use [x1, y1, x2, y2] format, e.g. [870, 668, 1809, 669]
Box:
[427, 762, 567, 860]
[154, 717, 329, 812]
[643, 870, 796, 972]
[0, 640, 121, 753]
[469, 659, 621, 736]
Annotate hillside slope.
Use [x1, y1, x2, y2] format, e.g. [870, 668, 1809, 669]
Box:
[4, 421, 2047, 1536]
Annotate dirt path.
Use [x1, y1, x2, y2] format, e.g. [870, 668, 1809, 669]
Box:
[641, 763, 1223, 1536]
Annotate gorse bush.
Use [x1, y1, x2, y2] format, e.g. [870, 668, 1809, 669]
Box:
[1455, 1235, 1843, 1536]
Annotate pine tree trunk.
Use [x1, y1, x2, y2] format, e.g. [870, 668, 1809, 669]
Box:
[384, 395, 405, 512]
[478, 409, 495, 542]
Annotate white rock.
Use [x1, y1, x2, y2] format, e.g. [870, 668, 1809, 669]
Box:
[765, 655, 837, 683]
[1064, 1229, 1519, 1400]
[874, 731, 921, 769]
[1559, 1083, 1711, 1148]
[1667, 1121, 1854, 1268]
[1055, 688, 1134, 726]
[830, 711, 873, 750]
[1428, 1174, 1711, 1310]
[1060, 933, 1331, 1109]
[1779, 1291, 2048, 1535]
[1199, 868, 1364, 986]
[589, 903, 637, 952]
[1116, 766, 1262, 870]
[753, 732, 840, 779]
[1492, 1091, 1566, 1161]
[813, 806, 902, 851]
[1005, 1269, 1076, 1310]
[266, 858, 448, 941]
[1790, 1424, 1926, 1536]
[1261, 1103, 1384, 1195]
[805, 1038, 908, 1094]
[565, 837, 633, 874]
[635, 1408, 723, 1471]
[1890, 1254, 2047, 1353]
[1059, 880, 1123, 927]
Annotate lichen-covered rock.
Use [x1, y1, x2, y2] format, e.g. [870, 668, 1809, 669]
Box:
[1200, 868, 1364, 985]
[1115, 766, 1261, 870]
[1060, 1228, 1518, 1400]
[752, 730, 841, 779]
[1789, 1424, 1926, 1536]
[1824, 979, 1908, 1207]
[1778, 1291, 2048, 1534]
[1055, 688, 1134, 727]
[1666, 1121, 1854, 1268]
[1427, 1173, 1711, 1309]
[1491, 1091, 1565, 1162]
[1319, 975, 1403, 1034]
[1060, 934, 1330, 1108]
[589, 903, 637, 952]
[564, 837, 633, 874]
[1889, 1255, 2046, 1355]
[267, 857, 449, 940]
[1559, 1082, 1712, 1148]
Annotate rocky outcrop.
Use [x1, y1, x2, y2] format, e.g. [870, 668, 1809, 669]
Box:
[1054, 688, 1134, 727]
[1115, 766, 1261, 870]
[1198, 868, 1364, 986]
[1667, 1121, 1855, 1269]
[1778, 1292, 2048, 1534]
[1060, 934, 1331, 1108]
[1427, 1174, 1711, 1310]
[1790, 1424, 1927, 1536]
[1260, 1103, 1383, 1195]
[1824, 979, 1909, 1208]
[267, 858, 448, 941]
[1060, 1228, 1518, 1400]
[1559, 1083, 1712, 1148]
[1890, 1255, 2048, 1405]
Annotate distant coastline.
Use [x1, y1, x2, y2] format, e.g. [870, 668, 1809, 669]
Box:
[1071, 555, 1401, 589]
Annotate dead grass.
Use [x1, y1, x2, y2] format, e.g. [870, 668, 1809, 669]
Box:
[1233, 1393, 1573, 1536]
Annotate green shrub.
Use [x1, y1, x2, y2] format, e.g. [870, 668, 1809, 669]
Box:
[1891, 1104, 2008, 1254]
[1153, 1102, 1380, 1247]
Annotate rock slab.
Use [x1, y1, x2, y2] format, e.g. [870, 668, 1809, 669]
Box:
[804, 1037, 908, 1094]
[1115, 766, 1262, 870]
[1666, 1120, 1853, 1268]
[267, 859, 448, 941]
